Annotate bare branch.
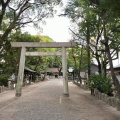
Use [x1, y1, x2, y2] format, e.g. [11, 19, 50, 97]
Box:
[5, 0, 11, 6]
[111, 51, 118, 60]
[16, 1, 30, 19]
[69, 27, 85, 41]
[0, 0, 11, 27]
[96, 27, 103, 44]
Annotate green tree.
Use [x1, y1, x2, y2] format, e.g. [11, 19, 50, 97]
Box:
[64, 0, 96, 77]
[88, 74, 112, 95]
[11, 32, 57, 73]
[64, 0, 120, 104]
[67, 46, 88, 82]
[0, 0, 61, 54]
[0, 30, 58, 85]
[89, 0, 120, 103]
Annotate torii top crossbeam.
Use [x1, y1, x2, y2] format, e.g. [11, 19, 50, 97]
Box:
[11, 42, 77, 48]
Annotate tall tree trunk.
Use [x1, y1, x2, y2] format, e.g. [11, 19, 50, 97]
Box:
[78, 46, 83, 84]
[58, 67, 62, 76]
[71, 47, 77, 80]
[103, 20, 120, 100]
[86, 25, 91, 77]
[106, 44, 120, 111]
[106, 44, 120, 98]
[96, 54, 101, 74]
[102, 60, 106, 76]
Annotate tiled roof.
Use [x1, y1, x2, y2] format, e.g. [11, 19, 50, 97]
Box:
[24, 67, 36, 72]
[46, 68, 59, 72]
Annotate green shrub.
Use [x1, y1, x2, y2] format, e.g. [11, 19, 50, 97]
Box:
[0, 74, 10, 86]
[49, 72, 54, 76]
[88, 74, 112, 94]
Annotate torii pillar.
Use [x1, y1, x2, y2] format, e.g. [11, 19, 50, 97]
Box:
[62, 47, 69, 96]
[16, 47, 26, 97]
[11, 42, 77, 97]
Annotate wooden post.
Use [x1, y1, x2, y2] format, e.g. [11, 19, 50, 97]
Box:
[62, 47, 69, 97]
[16, 47, 26, 97]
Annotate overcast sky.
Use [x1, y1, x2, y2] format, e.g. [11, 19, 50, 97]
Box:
[41, 15, 71, 42]
[23, 0, 71, 42]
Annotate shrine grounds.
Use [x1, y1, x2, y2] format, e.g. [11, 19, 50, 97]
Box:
[0, 79, 120, 120]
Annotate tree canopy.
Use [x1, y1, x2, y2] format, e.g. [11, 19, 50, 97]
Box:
[64, 0, 120, 99]
[0, 0, 62, 53]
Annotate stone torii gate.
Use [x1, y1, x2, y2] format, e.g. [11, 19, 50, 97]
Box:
[11, 42, 77, 97]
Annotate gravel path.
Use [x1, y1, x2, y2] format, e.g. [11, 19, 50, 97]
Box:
[0, 79, 120, 120]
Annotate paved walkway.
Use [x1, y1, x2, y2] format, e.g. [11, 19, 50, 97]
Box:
[0, 79, 120, 120]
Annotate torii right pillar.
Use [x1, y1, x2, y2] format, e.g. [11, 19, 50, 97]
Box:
[62, 47, 69, 97]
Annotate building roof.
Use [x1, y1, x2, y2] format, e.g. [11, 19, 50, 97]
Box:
[113, 64, 120, 69]
[107, 64, 120, 71]
[91, 63, 98, 67]
[46, 68, 59, 73]
[24, 67, 36, 73]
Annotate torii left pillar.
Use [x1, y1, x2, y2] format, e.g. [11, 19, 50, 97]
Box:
[62, 47, 69, 96]
[16, 47, 26, 97]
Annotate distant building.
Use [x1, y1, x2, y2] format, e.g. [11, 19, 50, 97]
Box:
[46, 68, 59, 78]
[108, 65, 120, 84]
[80, 63, 98, 79]
[90, 63, 99, 74]
[24, 67, 36, 83]
[24, 67, 36, 74]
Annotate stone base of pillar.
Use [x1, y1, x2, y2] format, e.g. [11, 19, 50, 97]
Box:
[0, 86, 2, 93]
[116, 99, 120, 111]
[63, 93, 69, 97]
[16, 93, 22, 97]
[0, 86, 4, 93]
